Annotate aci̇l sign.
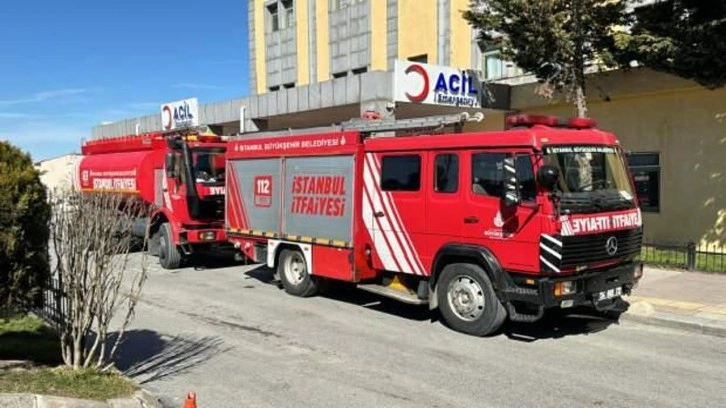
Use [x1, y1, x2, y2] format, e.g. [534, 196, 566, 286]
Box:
[394, 60, 482, 108]
[160, 97, 199, 131]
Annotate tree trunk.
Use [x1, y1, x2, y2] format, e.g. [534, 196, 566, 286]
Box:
[572, 0, 588, 118]
[73, 334, 83, 369]
[575, 83, 587, 118]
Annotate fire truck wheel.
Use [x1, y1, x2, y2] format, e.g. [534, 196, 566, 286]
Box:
[278, 248, 318, 297]
[437, 263, 507, 337]
[158, 223, 183, 270]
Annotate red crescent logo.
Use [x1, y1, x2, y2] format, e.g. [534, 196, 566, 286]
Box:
[405, 64, 429, 103]
[162, 105, 172, 130]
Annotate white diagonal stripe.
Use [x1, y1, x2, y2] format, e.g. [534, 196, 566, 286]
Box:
[541, 234, 563, 247]
[540, 256, 561, 273]
[362, 181, 397, 271]
[368, 153, 425, 275]
[540, 243, 562, 259]
[363, 157, 416, 274]
[366, 153, 424, 275]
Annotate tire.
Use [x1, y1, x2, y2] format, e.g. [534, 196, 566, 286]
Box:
[437, 263, 507, 337]
[277, 248, 318, 297]
[158, 223, 183, 270]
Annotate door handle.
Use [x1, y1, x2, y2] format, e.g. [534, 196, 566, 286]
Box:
[464, 216, 479, 224]
[374, 211, 385, 218]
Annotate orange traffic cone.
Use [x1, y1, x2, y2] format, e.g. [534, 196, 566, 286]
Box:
[183, 392, 197, 408]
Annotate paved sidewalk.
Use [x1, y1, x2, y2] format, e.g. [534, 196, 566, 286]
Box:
[622, 266, 726, 337]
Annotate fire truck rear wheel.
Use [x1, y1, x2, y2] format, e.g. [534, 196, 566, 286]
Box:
[158, 223, 183, 270]
[437, 263, 507, 337]
[278, 249, 318, 297]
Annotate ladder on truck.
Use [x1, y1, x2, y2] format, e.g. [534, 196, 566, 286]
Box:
[234, 111, 485, 140]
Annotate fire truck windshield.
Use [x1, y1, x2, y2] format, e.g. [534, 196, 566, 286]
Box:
[543, 145, 636, 214]
[192, 149, 225, 184]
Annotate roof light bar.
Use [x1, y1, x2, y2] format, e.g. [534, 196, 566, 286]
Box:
[505, 114, 596, 129]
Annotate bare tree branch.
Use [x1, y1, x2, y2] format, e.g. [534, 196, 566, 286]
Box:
[49, 190, 150, 370]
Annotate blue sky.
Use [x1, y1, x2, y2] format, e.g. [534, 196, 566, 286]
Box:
[0, 0, 250, 161]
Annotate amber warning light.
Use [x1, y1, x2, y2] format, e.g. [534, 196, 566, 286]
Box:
[506, 114, 596, 130]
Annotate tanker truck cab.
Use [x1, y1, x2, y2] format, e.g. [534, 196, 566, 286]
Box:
[153, 132, 228, 268]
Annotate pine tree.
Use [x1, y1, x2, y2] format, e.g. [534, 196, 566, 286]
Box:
[615, 0, 726, 89]
[0, 141, 51, 310]
[463, 0, 631, 117]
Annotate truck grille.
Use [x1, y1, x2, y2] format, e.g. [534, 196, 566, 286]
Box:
[540, 228, 642, 273]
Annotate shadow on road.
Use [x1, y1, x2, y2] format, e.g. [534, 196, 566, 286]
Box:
[502, 302, 629, 342]
[185, 250, 247, 271]
[244, 267, 437, 323]
[111, 330, 226, 384]
[243, 267, 629, 338]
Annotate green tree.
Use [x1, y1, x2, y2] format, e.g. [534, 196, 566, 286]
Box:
[615, 0, 726, 89]
[0, 141, 51, 310]
[463, 0, 631, 117]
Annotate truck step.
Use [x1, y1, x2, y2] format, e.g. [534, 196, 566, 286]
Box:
[505, 303, 544, 323]
[357, 283, 428, 305]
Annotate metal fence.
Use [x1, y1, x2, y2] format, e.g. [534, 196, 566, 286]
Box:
[34, 277, 68, 327]
[641, 241, 726, 273]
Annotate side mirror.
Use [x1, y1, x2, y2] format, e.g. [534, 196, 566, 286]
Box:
[537, 165, 560, 191]
[165, 153, 177, 178]
[502, 156, 520, 207]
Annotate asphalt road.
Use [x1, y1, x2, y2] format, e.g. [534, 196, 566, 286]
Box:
[115, 253, 726, 408]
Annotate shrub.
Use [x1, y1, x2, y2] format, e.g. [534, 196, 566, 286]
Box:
[0, 141, 51, 309]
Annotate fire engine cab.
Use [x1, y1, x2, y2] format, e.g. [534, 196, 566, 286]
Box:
[225, 113, 644, 336]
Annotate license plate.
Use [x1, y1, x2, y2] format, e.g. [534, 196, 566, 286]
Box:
[596, 287, 622, 301]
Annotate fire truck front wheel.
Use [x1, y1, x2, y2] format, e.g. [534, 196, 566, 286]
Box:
[437, 263, 507, 337]
[158, 223, 183, 270]
[278, 249, 318, 297]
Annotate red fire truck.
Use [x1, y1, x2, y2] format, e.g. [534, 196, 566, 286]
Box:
[224, 112, 644, 336]
[77, 126, 228, 269]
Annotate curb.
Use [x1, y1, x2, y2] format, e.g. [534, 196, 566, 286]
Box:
[621, 303, 726, 339]
[0, 389, 164, 408]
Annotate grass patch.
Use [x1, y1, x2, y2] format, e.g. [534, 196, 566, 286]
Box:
[641, 246, 726, 273]
[0, 367, 138, 401]
[0, 314, 62, 364]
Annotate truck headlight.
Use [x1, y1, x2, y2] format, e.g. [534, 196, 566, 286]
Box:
[554, 281, 576, 297]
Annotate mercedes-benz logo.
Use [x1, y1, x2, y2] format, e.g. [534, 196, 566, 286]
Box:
[605, 236, 618, 255]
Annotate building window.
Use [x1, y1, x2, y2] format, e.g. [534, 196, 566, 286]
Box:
[282, 0, 294, 28]
[482, 49, 504, 80]
[267, 4, 279, 32]
[472, 152, 507, 197]
[381, 155, 421, 192]
[628, 152, 660, 213]
[330, 0, 363, 10]
[434, 154, 459, 193]
[408, 54, 428, 64]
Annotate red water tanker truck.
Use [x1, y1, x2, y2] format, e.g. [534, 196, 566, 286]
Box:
[77, 127, 228, 269]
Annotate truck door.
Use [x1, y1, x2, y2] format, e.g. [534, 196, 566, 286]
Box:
[163, 152, 190, 217]
[463, 149, 541, 272]
[365, 152, 428, 276]
[426, 151, 464, 251]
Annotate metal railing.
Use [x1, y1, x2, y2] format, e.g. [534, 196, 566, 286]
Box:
[641, 241, 726, 273]
[34, 277, 68, 327]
